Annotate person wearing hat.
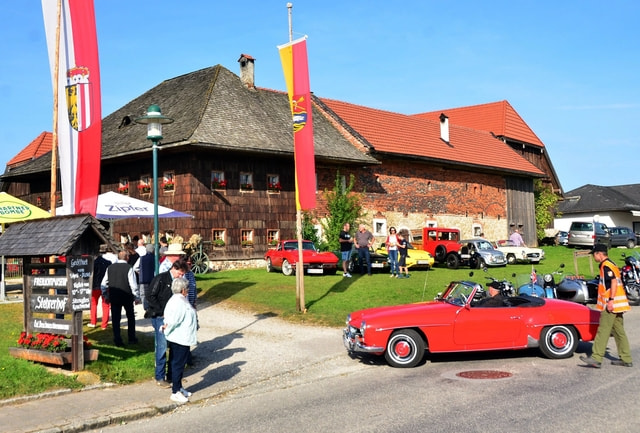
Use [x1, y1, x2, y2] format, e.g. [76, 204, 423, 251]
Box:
[580, 243, 633, 368]
[88, 245, 116, 329]
[159, 243, 187, 273]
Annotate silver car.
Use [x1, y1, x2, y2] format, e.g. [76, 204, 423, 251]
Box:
[567, 221, 610, 248]
[460, 238, 507, 267]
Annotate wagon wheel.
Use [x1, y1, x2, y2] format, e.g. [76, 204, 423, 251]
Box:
[190, 251, 209, 274]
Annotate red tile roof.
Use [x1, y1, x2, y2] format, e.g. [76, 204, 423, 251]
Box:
[320, 98, 544, 176]
[414, 100, 544, 148]
[7, 131, 52, 168]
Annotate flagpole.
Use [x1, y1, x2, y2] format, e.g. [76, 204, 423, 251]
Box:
[50, 0, 61, 216]
[287, 2, 306, 313]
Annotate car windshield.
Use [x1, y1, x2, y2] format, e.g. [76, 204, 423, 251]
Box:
[283, 241, 317, 251]
[443, 281, 477, 306]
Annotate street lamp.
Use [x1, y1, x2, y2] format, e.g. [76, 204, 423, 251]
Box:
[135, 104, 174, 274]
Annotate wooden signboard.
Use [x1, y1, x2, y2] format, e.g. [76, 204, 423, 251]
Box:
[21, 255, 94, 371]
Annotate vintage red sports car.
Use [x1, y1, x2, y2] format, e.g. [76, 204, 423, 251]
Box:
[343, 279, 601, 368]
[265, 240, 338, 276]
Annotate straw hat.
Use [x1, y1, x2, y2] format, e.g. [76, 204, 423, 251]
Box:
[163, 243, 186, 255]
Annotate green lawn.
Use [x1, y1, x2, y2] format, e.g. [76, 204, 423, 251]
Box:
[0, 244, 630, 398]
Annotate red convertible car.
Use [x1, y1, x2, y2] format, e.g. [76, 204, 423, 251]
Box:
[265, 240, 338, 276]
[343, 279, 600, 368]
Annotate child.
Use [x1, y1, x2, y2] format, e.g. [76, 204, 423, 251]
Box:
[397, 232, 410, 278]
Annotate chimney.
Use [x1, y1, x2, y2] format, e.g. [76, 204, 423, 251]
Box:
[238, 54, 255, 89]
[439, 113, 449, 143]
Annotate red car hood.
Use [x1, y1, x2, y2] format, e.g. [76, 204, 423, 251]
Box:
[348, 300, 447, 326]
[300, 250, 338, 263]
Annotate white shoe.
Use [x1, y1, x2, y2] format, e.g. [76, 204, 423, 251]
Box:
[87, 323, 96, 328]
[345, 273, 352, 278]
[180, 387, 192, 397]
[170, 392, 188, 403]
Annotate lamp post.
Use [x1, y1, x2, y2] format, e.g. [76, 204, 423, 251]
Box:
[135, 104, 174, 274]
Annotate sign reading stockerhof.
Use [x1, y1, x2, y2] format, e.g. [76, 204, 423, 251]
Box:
[26, 255, 93, 334]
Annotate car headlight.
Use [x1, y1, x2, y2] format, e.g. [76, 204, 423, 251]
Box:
[345, 314, 351, 326]
[544, 274, 553, 283]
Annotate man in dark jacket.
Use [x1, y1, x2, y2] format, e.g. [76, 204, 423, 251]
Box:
[101, 250, 140, 347]
[147, 259, 188, 386]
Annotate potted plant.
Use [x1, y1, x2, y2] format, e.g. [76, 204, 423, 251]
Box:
[118, 184, 129, 195]
[267, 182, 281, 193]
[162, 179, 175, 191]
[212, 239, 226, 248]
[241, 240, 254, 248]
[138, 183, 151, 194]
[211, 179, 227, 190]
[240, 183, 253, 191]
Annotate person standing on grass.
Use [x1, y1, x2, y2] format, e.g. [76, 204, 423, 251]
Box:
[385, 227, 399, 278]
[354, 224, 374, 276]
[339, 222, 354, 277]
[396, 231, 409, 278]
[162, 277, 198, 404]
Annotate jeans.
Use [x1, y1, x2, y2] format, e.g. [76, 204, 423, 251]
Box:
[152, 316, 172, 381]
[387, 249, 399, 275]
[169, 341, 190, 394]
[357, 247, 371, 275]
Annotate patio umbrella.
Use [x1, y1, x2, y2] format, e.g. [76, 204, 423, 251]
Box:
[0, 192, 52, 301]
[95, 191, 192, 220]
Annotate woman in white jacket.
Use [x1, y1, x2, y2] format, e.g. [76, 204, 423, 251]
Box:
[162, 277, 198, 403]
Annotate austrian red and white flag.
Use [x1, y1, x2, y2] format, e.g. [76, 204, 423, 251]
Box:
[42, 0, 102, 215]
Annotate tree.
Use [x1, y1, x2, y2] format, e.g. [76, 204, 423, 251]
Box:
[321, 173, 366, 252]
[534, 179, 560, 241]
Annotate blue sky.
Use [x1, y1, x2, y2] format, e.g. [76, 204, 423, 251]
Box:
[1, 0, 638, 192]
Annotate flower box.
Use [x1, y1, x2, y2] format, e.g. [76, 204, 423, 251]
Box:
[211, 180, 227, 190]
[9, 347, 99, 366]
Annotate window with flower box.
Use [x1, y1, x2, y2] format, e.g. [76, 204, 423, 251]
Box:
[241, 229, 254, 248]
[267, 229, 279, 247]
[267, 174, 281, 193]
[138, 175, 151, 195]
[211, 229, 226, 248]
[118, 178, 130, 195]
[162, 171, 175, 193]
[240, 172, 253, 192]
[211, 171, 227, 190]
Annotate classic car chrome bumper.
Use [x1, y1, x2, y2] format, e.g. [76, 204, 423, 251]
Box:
[342, 327, 384, 353]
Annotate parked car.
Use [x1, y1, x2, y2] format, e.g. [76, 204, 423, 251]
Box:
[265, 240, 338, 276]
[460, 238, 507, 267]
[343, 278, 601, 368]
[608, 226, 636, 249]
[374, 243, 435, 270]
[556, 231, 569, 246]
[567, 221, 610, 248]
[339, 244, 390, 274]
[494, 240, 545, 264]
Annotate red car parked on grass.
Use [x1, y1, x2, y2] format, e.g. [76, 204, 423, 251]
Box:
[343, 279, 600, 368]
[265, 240, 338, 276]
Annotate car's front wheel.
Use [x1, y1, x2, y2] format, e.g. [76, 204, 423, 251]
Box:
[282, 259, 294, 276]
[385, 329, 425, 368]
[627, 240, 636, 249]
[506, 254, 516, 265]
[539, 325, 577, 359]
[266, 258, 274, 272]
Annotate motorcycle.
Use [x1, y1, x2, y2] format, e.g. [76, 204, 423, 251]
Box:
[515, 267, 556, 298]
[620, 252, 640, 306]
[552, 264, 597, 304]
